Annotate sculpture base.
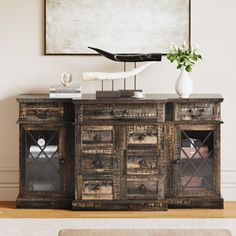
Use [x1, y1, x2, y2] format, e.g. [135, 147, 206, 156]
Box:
[96, 89, 143, 98]
[96, 91, 120, 98]
[119, 89, 143, 97]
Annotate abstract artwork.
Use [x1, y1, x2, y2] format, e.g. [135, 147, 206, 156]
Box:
[45, 0, 190, 55]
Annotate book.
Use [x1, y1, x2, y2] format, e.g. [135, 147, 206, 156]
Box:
[49, 93, 82, 98]
[49, 84, 82, 93]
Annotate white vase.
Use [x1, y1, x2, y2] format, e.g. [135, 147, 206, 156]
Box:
[175, 68, 193, 98]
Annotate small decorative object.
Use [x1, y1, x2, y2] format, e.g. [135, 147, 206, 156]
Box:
[49, 73, 82, 98]
[167, 42, 202, 98]
[60, 72, 73, 87]
[132, 91, 145, 99]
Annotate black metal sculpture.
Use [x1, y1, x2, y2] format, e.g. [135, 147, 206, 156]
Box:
[88, 47, 162, 62]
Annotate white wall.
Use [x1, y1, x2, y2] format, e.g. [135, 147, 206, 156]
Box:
[0, 0, 235, 200]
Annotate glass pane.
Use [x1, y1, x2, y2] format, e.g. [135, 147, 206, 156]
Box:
[180, 130, 214, 191]
[26, 130, 60, 192]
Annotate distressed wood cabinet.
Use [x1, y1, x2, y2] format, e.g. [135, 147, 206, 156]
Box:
[16, 94, 224, 210]
[16, 97, 74, 208]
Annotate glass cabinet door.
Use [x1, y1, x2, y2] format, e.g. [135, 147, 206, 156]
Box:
[174, 125, 218, 197]
[22, 126, 65, 195]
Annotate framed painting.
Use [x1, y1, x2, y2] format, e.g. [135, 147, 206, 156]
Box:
[44, 0, 191, 55]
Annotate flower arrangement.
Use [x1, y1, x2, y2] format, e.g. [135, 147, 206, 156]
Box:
[167, 42, 202, 72]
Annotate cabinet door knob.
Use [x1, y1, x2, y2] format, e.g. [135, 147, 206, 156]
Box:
[174, 159, 180, 165]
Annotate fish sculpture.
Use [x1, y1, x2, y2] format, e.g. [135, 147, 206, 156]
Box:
[88, 47, 162, 62]
[83, 62, 155, 81]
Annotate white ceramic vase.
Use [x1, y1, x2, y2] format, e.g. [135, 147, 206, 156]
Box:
[175, 68, 193, 98]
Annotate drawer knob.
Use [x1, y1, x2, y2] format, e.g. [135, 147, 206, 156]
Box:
[138, 184, 147, 193]
[34, 109, 50, 119]
[92, 158, 103, 168]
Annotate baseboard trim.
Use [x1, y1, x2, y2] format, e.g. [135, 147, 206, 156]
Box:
[0, 168, 18, 172]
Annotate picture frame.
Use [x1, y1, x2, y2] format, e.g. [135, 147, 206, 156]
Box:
[44, 0, 191, 55]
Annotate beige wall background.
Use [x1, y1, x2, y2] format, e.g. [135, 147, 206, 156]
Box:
[0, 0, 235, 200]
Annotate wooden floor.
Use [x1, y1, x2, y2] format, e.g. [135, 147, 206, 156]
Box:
[0, 201, 236, 218]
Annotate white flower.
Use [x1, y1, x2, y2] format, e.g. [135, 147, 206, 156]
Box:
[173, 44, 178, 50]
[182, 41, 187, 48]
[169, 43, 175, 51]
[193, 43, 200, 50]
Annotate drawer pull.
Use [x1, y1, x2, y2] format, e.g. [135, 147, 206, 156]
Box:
[92, 158, 103, 168]
[93, 134, 102, 142]
[138, 184, 147, 193]
[131, 133, 146, 141]
[34, 109, 50, 119]
[85, 183, 101, 191]
[112, 109, 128, 119]
[138, 159, 147, 167]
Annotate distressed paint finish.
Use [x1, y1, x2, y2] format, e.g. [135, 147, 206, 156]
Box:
[80, 104, 165, 122]
[17, 94, 223, 210]
[174, 102, 221, 121]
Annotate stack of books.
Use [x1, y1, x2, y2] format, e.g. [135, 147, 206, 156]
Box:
[49, 84, 82, 98]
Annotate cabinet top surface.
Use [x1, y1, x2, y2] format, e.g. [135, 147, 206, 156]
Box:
[16, 94, 223, 103]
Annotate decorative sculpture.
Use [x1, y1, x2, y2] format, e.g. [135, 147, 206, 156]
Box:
[83, 47, 162, 98]
[61, 72, 73, 87]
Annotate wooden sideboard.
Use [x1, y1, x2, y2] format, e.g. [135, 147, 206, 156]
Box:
[16, 94, 224, 210]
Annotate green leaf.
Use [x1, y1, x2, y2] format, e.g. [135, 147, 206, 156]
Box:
[198, 55, 203, 60]
[177, 64, 182, 69]
[185, 65, 192, 72]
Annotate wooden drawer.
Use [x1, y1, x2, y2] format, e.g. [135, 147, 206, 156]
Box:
[174, 103, 220, 121]
[79, 104, 165, 122]
[82, 153, 113, 174]
[126, 147, 159, 175]
[81, 179, 113, 200]
[19, 103, 65, 121]
[127, 125, 163, 147]
[126, 177, 159, 200]
[81, 126, 114, 147]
